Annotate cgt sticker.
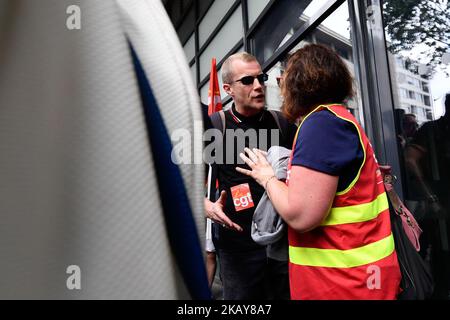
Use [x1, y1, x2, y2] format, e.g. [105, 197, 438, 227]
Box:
[231, 183, 254, 212]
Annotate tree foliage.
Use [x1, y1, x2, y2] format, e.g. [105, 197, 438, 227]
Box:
[383, 0, 450, 75]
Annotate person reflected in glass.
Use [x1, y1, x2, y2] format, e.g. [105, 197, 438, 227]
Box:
[404, 93, 450, 298]
[399, 113, 419, 149]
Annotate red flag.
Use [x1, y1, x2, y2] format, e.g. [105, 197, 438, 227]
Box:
[207, 58, 222, 191]
[207, 58, 222, 116]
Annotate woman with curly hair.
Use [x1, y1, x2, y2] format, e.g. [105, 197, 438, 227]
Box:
[237, 44, 401, 299]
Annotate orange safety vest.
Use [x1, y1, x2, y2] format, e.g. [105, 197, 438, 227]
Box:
[286, 104, 401, 300]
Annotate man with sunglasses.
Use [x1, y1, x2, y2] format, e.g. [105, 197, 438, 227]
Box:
[204, 52, 297, 300]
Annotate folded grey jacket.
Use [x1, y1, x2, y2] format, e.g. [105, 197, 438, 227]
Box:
[251, 146, 291, 262]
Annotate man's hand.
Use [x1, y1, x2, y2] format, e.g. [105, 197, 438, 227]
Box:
[205, 191, 243, 232]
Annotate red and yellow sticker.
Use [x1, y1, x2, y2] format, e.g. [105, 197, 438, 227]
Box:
[231, 183, 254, 212]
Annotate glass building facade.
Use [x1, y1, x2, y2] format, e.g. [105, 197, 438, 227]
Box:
[163, 0, 450, 299]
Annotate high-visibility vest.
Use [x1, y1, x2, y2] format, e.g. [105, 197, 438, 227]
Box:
[286, 104, 401, 300]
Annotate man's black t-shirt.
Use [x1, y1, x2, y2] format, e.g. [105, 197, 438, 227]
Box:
[211, 104, 297, 252]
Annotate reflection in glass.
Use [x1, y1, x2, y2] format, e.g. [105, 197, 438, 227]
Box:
[265, 62, 286, 111]
[250, 0, 324, 64]
[199, 5, 243, 80]
[198, 0, 235, 47]
[247, 0, 271, 27]
[264, 1, 363, 126]
[384, 0, 450, 299]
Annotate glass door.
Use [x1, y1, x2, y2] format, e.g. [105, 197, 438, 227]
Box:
[382, 0, 450, 299]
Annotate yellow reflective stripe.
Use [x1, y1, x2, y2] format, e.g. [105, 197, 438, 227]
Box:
[289, 233, 395, 268]
[321, 192, 389, 226]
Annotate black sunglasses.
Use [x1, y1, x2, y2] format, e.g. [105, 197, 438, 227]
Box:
[234, 73, 268, 85]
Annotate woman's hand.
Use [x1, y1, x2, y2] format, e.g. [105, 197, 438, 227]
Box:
[236, 148, 276, 188]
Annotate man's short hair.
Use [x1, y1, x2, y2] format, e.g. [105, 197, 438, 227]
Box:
[221, 52, 258, 84]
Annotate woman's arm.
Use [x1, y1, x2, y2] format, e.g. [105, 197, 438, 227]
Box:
[237, 148, 338, 233]
[266, 165, 337, 232]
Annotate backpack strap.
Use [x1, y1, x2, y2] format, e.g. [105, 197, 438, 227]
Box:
[210, 110, 226, 136]
[212, 109, 287, 140]
[268, 109, 287, 141]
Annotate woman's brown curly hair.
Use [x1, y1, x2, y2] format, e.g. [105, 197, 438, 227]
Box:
[281, 44, 354, 122]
